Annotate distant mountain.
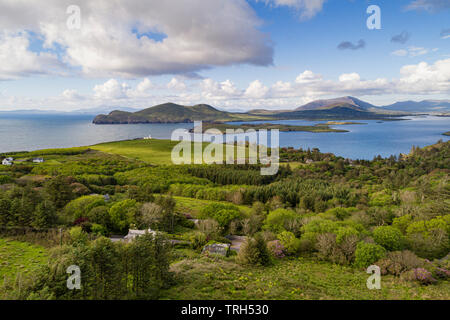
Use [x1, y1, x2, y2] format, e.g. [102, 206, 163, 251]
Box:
[72, 106, 139, 115]
[0, 106, 138, 115]
[246, 96, 407, 119]
[92, 103, 248, 124]
[294, 96, 392, 113]
[382, 100, 450, 113]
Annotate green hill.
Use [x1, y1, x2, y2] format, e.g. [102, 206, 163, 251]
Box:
[93, 103, 259, 124]
[93, 99, 410, 124]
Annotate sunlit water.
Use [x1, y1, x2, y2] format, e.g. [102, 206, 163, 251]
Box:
[0, 114, 448, 160]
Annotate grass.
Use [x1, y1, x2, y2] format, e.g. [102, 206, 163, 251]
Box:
[161, 254, 450, 300]
[91, 139, 251, 165]
[0, 238, 48, 281]
[174, 196, 252, 217]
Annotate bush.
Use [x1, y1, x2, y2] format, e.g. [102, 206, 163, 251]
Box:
[236, 234, 271, 266]
[267, 240, 285, 259]
[413, 268, 437, 285]
[63, 195, 106, 223]
[392, 214, 413, 234]
[375, 250, 423, 276]
[197, 219, 221, 240]
[372, 226, 404, 251]
[405, 216, 450, 259]
[316, 233, 358, 265]
[91, 223, 109, 236]
[277, 231, 301, 256]
[264, 209, 300, 234]
[198, 203, 242, 232]
[189, 232, 207, 250]
[354, 242, 386, 269]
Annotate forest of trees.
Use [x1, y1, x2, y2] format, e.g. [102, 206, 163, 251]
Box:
[0, 140, 448, 298]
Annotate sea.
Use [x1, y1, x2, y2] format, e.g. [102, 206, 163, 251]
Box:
[0, 113, 448, 160]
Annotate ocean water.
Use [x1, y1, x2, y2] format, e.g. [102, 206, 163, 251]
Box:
[0, 114, 448, 160]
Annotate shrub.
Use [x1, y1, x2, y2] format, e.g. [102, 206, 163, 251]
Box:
[198, 203, 242, 232]
[405, 216, 450, 259]
[189, 232, 207, 250]
[197, 219, 221, 240]
[109, 199, 138, 233]
[91, 223, 108, 236]
[264, 209, 300, 234]
[236, 234, 271, 266]
[375, 250, 423, 276]
[63, 195, 106, 223]
[373, 226, 404, 251]
[277, 231, 301, 256]
[392, 214, 413, 234]
[354, 242, 386, 269]
[316, 233, 358, 265]
[267, 240, 285, 259]
[68, 226, 89, 246]
[326, 207, 357, 220]
[413, 268, 437, 285]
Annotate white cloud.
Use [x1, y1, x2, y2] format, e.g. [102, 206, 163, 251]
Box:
[0, 32, 63, 80]
[295, 70, 322, 83]
[0, 0, 273, 78]
[392, 49, 408, 57]
[93, 79, 130, 100]
[136, 78, 154, 93]
[408, 46, 429, 57]
[3, 59, 450, 111]
[262, 0, 327, 19]
[167, 78, 187, 91]
[61, 89, 84, 100]
[339, 73, 361, 82]
[398, 58, 450, 94]
[391, 46, 434, 57]
[245, 80, 269, 98]
[200, 78, 241, 99]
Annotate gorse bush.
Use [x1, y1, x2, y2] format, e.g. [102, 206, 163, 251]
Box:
[277, 231, 301, 256]
[354, 242, 386, 269]
[372, 226, 404, 251]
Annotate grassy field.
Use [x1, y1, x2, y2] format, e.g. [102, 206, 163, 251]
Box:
[0, 238, 48, 281]
[91, 139, 250, 165]
[162, 253, 450, 300]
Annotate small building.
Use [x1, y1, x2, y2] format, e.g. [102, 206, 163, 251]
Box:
[2, 158, 13, 166]
[32, 157, 44, 163]
[305, 159, 314, 164]
[124, 228, 157, 242]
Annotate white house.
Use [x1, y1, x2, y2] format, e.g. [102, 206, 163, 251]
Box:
[32, 157, 44, 163]
[124, 228, 158, 242]
[2, 157, 13, 166]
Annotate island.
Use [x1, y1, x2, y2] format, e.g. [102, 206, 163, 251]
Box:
[189, 122, 350, 133]
[92, 97, 410, 125]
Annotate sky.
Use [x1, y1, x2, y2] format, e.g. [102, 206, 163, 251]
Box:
[0, 0, 449, 111]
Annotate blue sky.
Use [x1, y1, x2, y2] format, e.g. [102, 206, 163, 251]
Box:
[0, 0, 449, 111]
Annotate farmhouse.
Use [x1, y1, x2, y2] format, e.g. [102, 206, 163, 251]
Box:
[2, 157, 13, 166]
[32, 157, 44, 163]
[124, 228, 157, 242]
